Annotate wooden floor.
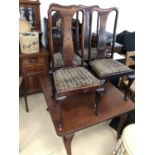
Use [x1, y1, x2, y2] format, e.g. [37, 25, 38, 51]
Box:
[40, 77, 135, 137]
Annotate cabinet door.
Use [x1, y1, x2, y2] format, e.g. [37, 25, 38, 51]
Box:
[25, 75, 42, 93]
[23, 64, 47, 93]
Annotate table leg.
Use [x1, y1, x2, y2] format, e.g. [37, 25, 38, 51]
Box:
[117, 113, 128, 139]
[63, 134, 74, 155]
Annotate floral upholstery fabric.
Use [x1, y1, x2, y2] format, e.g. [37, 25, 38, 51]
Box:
[50, 53, 84, 67]
[53, 67, 100, 92]
[90, 59, 133, 78]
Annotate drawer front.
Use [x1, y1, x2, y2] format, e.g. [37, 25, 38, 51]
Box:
[21, 56, 47, 65]
[20, 53, 49, 65]
[23, 64, 46, 76]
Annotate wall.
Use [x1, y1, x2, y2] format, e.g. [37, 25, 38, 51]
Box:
[39, 0, 135, 46]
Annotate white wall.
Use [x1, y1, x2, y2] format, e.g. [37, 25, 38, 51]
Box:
[39, 0, 135, 46]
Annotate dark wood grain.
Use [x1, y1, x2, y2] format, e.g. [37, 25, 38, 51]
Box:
[20, 48, 49, 94]
[40, 76, 134, 155]
[40, 77, 135, 137]
[47, 4, 104, 130]
[63, 134, 74, 155]
[48, 4, 82, 68]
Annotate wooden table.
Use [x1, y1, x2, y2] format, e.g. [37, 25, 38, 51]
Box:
[40, 77, 135, 155]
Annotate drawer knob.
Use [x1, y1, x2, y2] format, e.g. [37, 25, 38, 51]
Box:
[29, 58, 37, 63]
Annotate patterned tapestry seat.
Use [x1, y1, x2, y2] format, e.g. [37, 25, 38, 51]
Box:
[90, 59, 133, 78]
[50, 52, 86, 67]
[79, 48, 98, 60]
[53, 67, 100, 93]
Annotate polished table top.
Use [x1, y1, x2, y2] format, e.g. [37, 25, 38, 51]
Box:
[40, 77, 135, 137]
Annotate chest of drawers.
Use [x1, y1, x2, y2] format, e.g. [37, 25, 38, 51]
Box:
[20, 48, 49, 93]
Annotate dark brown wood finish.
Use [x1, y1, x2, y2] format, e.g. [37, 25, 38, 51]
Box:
[40, 76, 135, 155]
[47, 4, 104, 96]
[44, 13, 82, 54]
[88, 7, 134, 102]
[63, 134, 74, 155]
[20, 48, 49, 94]
[48, 4, 85, 69]
[91, 7, 118, 59]
[75, 6, 121, 61]
[47, 4, 104, 130]
[77, 5, 99, 61]
[78, 5, 99, 48]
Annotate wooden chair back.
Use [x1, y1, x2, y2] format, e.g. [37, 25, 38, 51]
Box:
[48, 4, 85, 70]
[91, 7, 118, 60]
[76, 5, 99, 60]
[78, 5, 99, 47]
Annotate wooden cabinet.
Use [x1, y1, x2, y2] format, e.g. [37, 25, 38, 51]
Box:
[19, 0, 41, 31]
[20, 48, 49, 94]
[19, 0, 47, 94]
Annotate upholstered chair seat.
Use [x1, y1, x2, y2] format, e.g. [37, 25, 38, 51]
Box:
[53, 67, 100, 94]
[84, 48, 98, 60]
[90, 59, 133, 78]
[48, 4, 104, 130]
[50, 52, 85, 67]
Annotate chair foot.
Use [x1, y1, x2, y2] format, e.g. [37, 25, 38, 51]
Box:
[24, 94, 29, 112]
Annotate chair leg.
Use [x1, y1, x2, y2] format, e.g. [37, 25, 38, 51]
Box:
[124, 78, 134, 100]
[57, 101, 62, 130]
[51, 75, 56, 97]
[118, 77, 124, 90]
[24, 92, 29, 112]
[23, 77, 29, 112]
[95, 88, 104, 116]
[56, 96, 67, 130]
